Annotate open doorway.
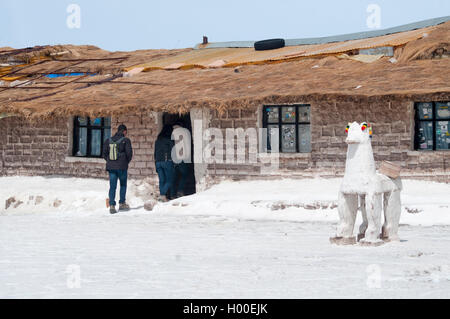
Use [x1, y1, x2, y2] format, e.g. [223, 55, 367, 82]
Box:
[163, 112, 196, 196]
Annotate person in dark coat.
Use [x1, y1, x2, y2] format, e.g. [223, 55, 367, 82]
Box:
[154, 124, 176, 202]
[103, 124, 133, 214]
[172, 121, 192, 197]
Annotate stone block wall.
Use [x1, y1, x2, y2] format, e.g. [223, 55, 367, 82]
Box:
[204, 100, 449, 183]
[0, 119, 6, 174]
[0, 117, 106, 178]
[112, 113, 159, 180]
[0, 99, 448, 185]
[206, 108, 262, 180]
[0, 113, 160, 181]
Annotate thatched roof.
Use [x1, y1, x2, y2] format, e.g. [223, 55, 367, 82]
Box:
[0, 20, 449, 119]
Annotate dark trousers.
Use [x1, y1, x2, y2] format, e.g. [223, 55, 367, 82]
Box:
[175, 162, 190, 195]
[108, 169, 128, 206]
[156, 161, 176, 198]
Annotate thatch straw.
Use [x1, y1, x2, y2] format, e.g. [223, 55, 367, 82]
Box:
[0, 22, 448, 120]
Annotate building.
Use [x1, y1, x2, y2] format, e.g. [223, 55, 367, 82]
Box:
[0, 17, 449, 194]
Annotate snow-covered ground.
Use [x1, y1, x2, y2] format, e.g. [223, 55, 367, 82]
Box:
[1, 176, 449, 298]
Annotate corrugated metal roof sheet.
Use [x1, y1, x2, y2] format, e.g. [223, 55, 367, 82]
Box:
[196, 15, 450, 48]
[125, 25, 437, 71]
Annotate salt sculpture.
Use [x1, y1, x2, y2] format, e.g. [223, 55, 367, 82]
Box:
[330, 122, 402, 246]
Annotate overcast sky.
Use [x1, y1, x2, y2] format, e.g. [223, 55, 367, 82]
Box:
[1, 0, 449, 51]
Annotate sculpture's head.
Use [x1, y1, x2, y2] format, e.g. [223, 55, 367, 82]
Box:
[345, 121, 372, 144]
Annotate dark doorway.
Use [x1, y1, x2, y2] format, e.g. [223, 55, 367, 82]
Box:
[163, 112, 196, 195]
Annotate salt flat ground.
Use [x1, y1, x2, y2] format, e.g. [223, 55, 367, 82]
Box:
[0, 177, 449, 298]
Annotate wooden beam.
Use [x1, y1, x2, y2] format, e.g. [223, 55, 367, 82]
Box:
[0, 113, 16, 119]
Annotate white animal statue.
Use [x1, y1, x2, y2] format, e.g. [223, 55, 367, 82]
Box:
[330, 122, 402, 246]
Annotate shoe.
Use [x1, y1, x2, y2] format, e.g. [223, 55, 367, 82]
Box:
[158, 195, 169, 203]
[110, 205, 117, 214]
[176, 191, 185, 198]
[119, 203, 131, 211]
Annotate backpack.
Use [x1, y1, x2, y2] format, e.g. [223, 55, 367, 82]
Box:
[109, 137, 125, 161]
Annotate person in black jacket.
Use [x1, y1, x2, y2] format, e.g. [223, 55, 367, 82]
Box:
[154, 124, 175, 202]
[103, 124, 133, 214]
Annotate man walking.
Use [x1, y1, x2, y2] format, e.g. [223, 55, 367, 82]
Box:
[103, 124, 133, 214]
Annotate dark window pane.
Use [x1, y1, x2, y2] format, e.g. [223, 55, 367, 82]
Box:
[281, 106, 296, 123]
[267, 125, 279, 151]
[298, 105, 310, 122]
[90, 130, 101, 156]
[104, 129, 111, 141]
[416, 103, 433, 120]
[104, 117, 112, 127]
[264, 105, 312, 153]
[75, 128, 87, 156]
[77, 117, 88, 126]
[436, 121, 450, 150]
[73, 117, 112, 157]
[90, 117, 102, 126]
[281, 125, 296, 153]
[265, 106, 279, 123]
[436, 102, 450, 120]
[417, 121, 434, 150]
[298, 124, 311, 153]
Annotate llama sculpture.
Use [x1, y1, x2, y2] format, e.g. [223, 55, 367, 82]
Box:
[330, 122, 402, 245]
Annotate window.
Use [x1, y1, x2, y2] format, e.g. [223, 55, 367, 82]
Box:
[262, 105, 311, 153]
[414, 102, 450, 151]
[73, 117, 112, 157]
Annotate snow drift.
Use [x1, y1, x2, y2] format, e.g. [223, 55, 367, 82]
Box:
[0, 176, 449, 227]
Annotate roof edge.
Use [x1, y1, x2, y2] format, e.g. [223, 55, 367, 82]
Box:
[195, 16, 450, 49]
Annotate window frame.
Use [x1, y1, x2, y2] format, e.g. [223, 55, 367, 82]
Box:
[72, 116, 112, 158]
[262, 104, 311, 153]
[414, 102, 450, 151]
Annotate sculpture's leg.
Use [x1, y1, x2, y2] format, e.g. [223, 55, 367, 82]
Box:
[381, 191, 390, 239]
[382, 189, 401, 241]
[358, 195, 368, 241]
[332, 192, 358, 244]
[362, 192, 383, 244]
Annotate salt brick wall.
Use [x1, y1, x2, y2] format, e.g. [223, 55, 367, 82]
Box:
[112, 114, 158, 180]
[0, 100, 448, 183]
[207, 108, 263, 180]
[0, 120, 6, 174]
[0, 117, 106, 178]
[0, 114, 159, 180]
[206, 101, 449, 183]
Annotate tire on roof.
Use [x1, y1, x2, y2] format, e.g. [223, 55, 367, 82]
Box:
[254, 38, 285, 51]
